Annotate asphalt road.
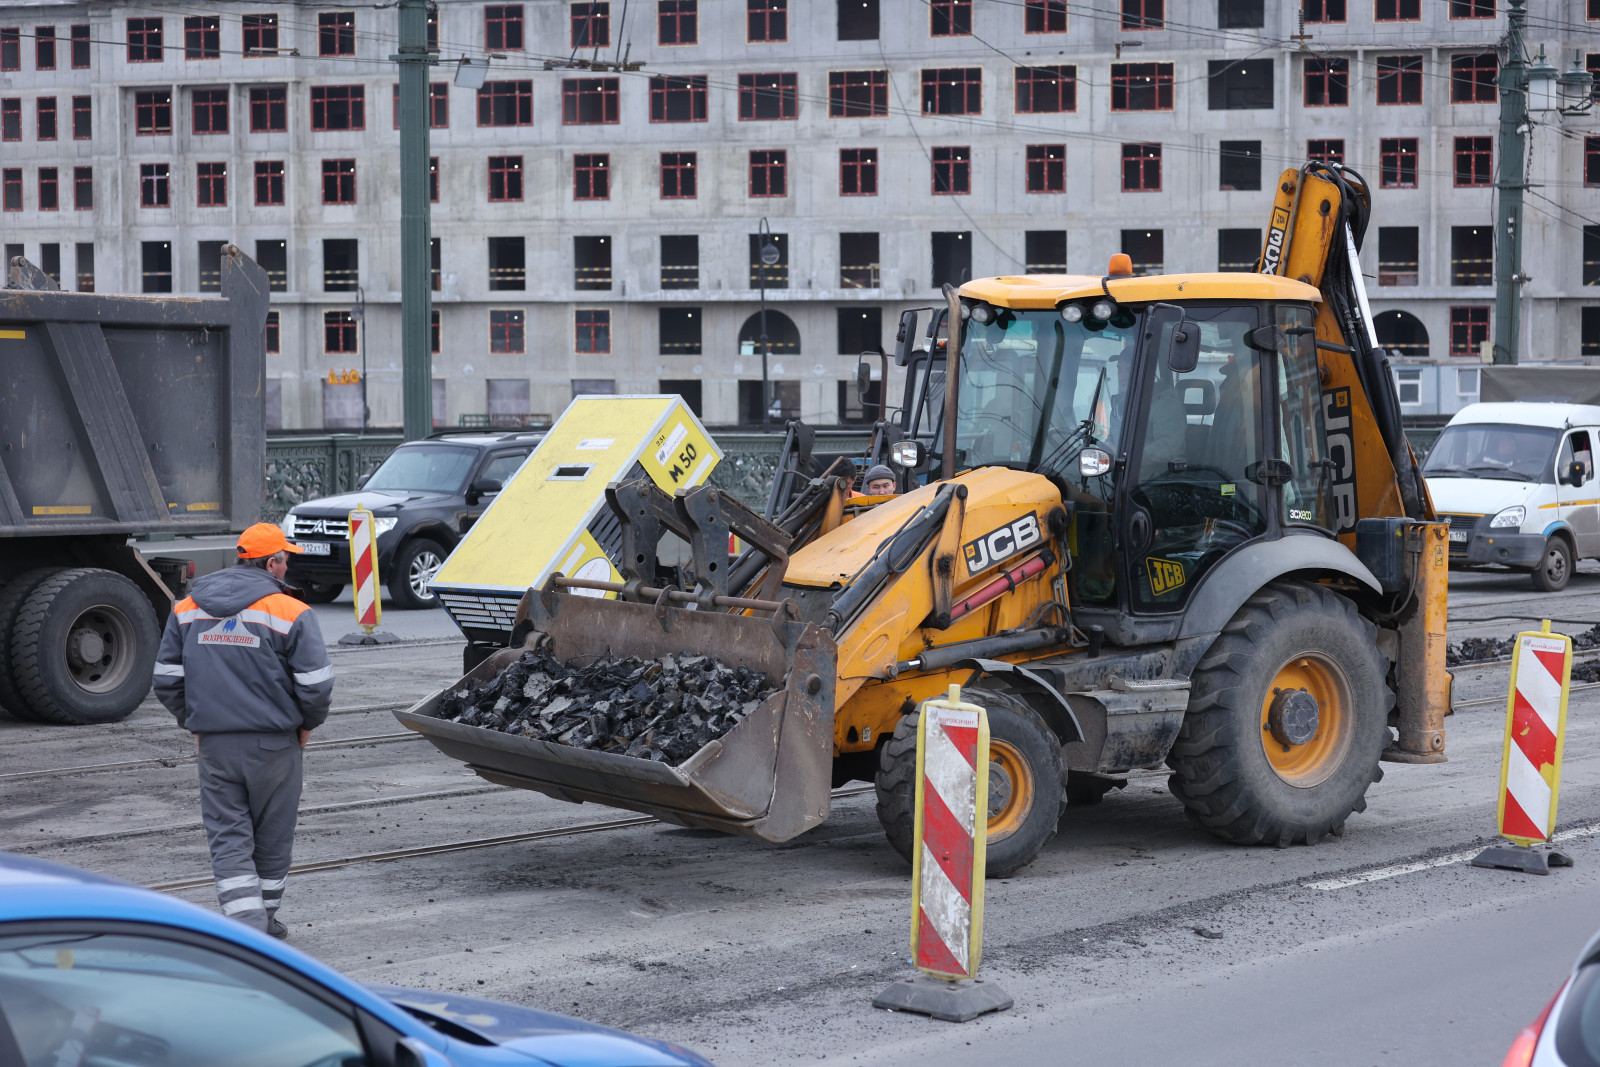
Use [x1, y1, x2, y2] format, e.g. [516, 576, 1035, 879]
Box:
[6, 562, 1600, 1066]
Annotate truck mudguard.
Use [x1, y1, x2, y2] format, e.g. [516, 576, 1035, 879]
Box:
[1176, 532, 1383, 643]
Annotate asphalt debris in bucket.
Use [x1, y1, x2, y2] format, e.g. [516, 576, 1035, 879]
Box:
[438, 650, 778, 765]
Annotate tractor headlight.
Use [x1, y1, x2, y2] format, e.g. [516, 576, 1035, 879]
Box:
[1090, 299, 1117, 322]
[1060, 303, 1085, 323]
[1490, 506, 1525, 529]
[1079, 448, 1112, 478]
[968, 302, 995, 325]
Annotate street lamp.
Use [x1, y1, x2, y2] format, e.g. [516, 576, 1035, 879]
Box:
[756, 217, 779, 430]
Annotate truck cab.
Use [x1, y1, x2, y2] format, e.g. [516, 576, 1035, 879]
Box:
[1422, 401, 1600, 590]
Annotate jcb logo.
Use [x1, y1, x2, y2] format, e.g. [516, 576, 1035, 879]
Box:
[1322, 387, 1358, 534]
[1260, 207, 1290, 275]
[1146, 557, 1187, 596]
[963, 513, 1042, 574]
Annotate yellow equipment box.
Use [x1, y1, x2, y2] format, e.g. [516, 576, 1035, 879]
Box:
[431, 395, 721, 645]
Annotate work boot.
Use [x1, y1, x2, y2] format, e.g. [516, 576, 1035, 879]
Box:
[266, 914, 289, 940]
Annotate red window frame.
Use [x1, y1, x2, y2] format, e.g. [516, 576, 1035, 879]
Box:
[1449, 0, 1494, 18]
[0, 28, 19, 71]
[1376, 55, 1422, 105]
[747, 0, 786, 42]
[1110, 62, 1173, 111]
[1303, 0, 1346, 23]
[840, 147, 877, 195]
[250, 87, 287, 132]
[574, 153, 609, 200]
[192, 88, 228, 134]
[490, 309, 525, 354]
[659, 0, 697, 44]
[738, 73, 798, 120]
[429, 157, 438, 203]
[392, 83, 450, 128]
[322, 158, 357, 204]
[1454, 136, 1492, 186]
[1120, 0, 1163, 30]
[0, 99, 16, 142]
[649, 75, 707, 122]
[660, 151, 697, 198]
[1307, 138, 1344, 163]
[196, 161, 227, 206]
[311, 85, 365, 131]
[1586, 136, 1600, 187]
[562, 78, 620, 124]
[749, 149, 786, 197]
[318, 11, 355, 56]
[35, 26, 56, 70]
[1303, 57, 1350, 106]
[1451, 53, 1498, 103]
[70, 24, 89, 68]
[135, 90, 172, 135]
[1449, 306, 1490, 357]
[1121, 142, 1161, 191]
[38, 167, 58, 211]
[930, 0, 972, 36]
[488, 155, 524, 201]
[325, 310, 358, 353]
[1379, 137, 1418, 188]
[477, 80, 534, 126]
[36, 98, 56, 141]
[1025, 0, 1067, 33]
[485, 5, 524, 49]
[1, 168, 20, 211]
[572, 2, 610, 48]
[1016, 65, 1077, 113]
[429, 307, 439, 351]
[184, 15, 220, 59]
[139, 163, 170, 208]
[266, 311, 280, 354]
[921, 67, 982, 115]
[72, 95, 90, 139]
[575, 309, 611, 354]
[1026, 144, 1065, 193]
[127, 18, 162, 62]
[931, 145, 971, 195]
[73, 166, 92, 209]
[830, 70, 888, 117]
[243, 14, 279, 56]
[1375, 0, 1420, 19]
[255, 160, 285, 205]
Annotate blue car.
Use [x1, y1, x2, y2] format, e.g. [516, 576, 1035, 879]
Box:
[0, 852, 713, 1067]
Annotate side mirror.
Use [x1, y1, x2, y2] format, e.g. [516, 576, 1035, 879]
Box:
[890, 440, 926, 469]
[1566, 461, 1587, 487]
[1167, 320, 1200, 374]
[469, 477, 503, 502]
[856, 357, 874, 401]
[1246, 324, 1288, 352]
[356, 473, 371, 489]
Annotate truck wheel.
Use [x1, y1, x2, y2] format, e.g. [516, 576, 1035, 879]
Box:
[1167, 581, 1390, 847]
[0, 567, 66, 721]
[9, 568, 160, 725]
[875, 687, 1066, 878]
[1531, 536, 1573, 592]
[388, 538, 444, 610]
[299, 582, 344, 604]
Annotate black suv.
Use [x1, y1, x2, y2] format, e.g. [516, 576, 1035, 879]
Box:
[281, 431, 541, 609]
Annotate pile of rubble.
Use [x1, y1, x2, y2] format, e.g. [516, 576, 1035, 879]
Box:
[1446, 623, 1600, 667]
[437, 649, 778, 765]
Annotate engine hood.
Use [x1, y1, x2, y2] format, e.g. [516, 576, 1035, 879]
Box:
[290, 490, 455, 515]
[1423, 475, 1539, 518]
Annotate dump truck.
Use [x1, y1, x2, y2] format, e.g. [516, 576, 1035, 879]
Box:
[399, 162, 1450, 876]
[0, 249, 268, 725]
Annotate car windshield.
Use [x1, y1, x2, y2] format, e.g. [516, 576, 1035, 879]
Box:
[363, 445, 477, 493]
[950, 308, 1141, 475]
[1422, 423, 1559, 484]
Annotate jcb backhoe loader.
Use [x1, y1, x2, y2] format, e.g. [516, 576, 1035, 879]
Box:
[399, 162, 1451, 877]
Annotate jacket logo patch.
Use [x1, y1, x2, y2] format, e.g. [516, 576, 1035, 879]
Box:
[198, 615, 261, 648]
[1145, 557, 1187, 596]
[963, 513, 1042, 574]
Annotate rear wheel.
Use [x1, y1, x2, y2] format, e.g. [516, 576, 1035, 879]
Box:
[0, 567, 67, 721]
[298, 581, 344, 604]
[1167, 581, 1390, 847]
[9, 568, 160, 725]
[1531, 536, 1573, 592]
[876, 687, 1065, 878]
[388, 539, 445, 610]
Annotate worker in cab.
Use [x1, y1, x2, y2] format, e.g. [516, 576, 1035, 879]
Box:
[862, 464, 899, 496]
[152, 523, 335, 940]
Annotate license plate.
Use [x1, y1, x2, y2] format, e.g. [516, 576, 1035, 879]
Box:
[296, 540, 332, 556]
[1449, 530, 1469, 543]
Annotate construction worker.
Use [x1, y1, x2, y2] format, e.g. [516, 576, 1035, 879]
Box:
[152, 523, 334, 940]
[862, 464, 899, 496]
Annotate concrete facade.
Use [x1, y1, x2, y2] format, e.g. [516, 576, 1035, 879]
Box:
[1, 0, 1597, 426]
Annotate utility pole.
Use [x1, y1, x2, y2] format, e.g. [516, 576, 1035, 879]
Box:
[1491, 0, 1529, 365]
[757, 218, 778, 430]
[395, 0, 433, 437]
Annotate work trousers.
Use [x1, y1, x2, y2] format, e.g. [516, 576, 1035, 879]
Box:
[196, 731, 303, 933]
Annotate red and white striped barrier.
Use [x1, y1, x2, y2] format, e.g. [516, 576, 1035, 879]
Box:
[348, 506, 381, 631]
[910, 685, 989, 979]
[1497, 626, 1571, 845]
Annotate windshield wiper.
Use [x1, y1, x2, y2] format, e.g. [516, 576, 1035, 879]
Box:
[1466, 465, 1533, 482]
[1424, 465, 1477, 478]
[1036, 365, 1107, 476]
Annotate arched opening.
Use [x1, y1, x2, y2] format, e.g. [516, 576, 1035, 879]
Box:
[1375, 310, 1429, 360]
[739, 310, 800, 355]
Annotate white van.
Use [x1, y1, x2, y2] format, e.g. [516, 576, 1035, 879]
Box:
[1422, 402, 1600, 591]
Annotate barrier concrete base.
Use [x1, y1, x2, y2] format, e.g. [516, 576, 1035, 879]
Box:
[338, 630, 400, 646]
[873, 974, 1013, 1022]
[1471, 843, 1574, 876]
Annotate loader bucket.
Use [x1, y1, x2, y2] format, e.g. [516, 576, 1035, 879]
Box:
[394, 592, 838, 842]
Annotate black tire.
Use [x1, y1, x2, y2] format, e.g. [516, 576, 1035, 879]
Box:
[876, 687, 1066, 878]
[0, 567, 67, 721]
[299, 582, 345, 604]
[9, 568, 160, 725]
[1167, 581, 1390, 847]
[1531, 536, 1573, 592]
[387, 538, 445, 610]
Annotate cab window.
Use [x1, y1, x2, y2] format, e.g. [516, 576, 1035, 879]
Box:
[1275, 305, 1334, 531]
[479, 450, 531, 487]
[1558, 432, 1594, 485]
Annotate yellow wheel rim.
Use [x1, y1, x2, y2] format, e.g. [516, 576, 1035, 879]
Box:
[1259, 653, 1353, 787]
[986, 739, 1035, 842]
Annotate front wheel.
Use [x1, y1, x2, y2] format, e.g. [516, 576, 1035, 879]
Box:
[387, 539, 445, 610]
[1531, 536, 1573, 592]
[875, 687, 1065, 878]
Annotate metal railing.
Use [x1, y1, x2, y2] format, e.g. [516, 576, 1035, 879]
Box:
[1379, 259, 1418, 286]
[840, 263, 880, 289]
